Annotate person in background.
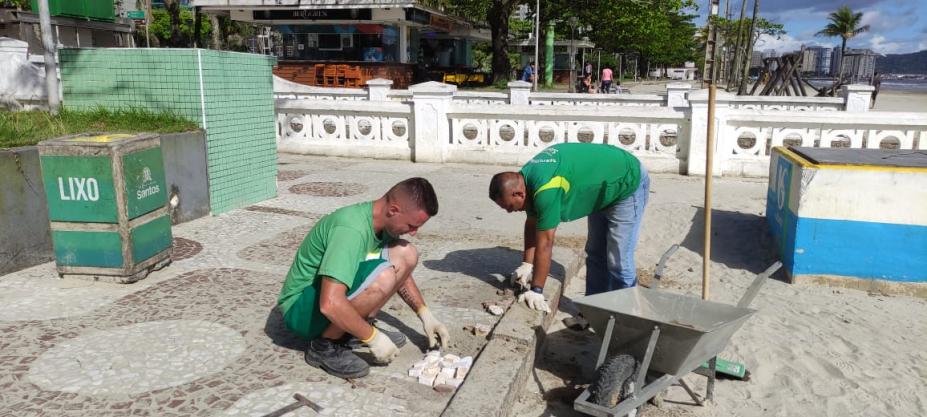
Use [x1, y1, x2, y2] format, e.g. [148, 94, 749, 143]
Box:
[522, 61, 536, 83]
[583, 74, 595, 94]
[601, 66, 613, 94]
[870, 72, 882, 108]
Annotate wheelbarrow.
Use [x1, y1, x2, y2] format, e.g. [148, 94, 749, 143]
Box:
[573, 245, 781, 417]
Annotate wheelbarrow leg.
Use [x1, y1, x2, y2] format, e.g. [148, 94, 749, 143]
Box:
[705, 357, 717, 402]
[677, 377, 704, 406]
[595, 315, 617, 369]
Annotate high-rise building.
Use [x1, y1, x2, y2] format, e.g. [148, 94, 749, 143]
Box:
[838, 48, 877, 82]
[814, 47, 832, 76]
[800, 48, 817, 74]
[750, 51, 763, 68]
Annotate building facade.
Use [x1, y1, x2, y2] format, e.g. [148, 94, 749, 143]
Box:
[832, 48, 876, 82]
[192, 0, 489, 88]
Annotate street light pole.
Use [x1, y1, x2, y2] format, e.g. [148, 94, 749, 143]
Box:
[37, 0, 59, 114]
[533, 0, 539, 91]
[568, 17, 577, 93]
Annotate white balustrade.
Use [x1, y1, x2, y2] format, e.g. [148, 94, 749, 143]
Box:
[272, 79, 927, 177]
[275, 98, 413, 160]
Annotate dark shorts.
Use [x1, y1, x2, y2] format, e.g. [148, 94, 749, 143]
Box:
[283, 249, 391, 340]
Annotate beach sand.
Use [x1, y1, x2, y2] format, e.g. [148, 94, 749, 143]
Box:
[620, 80, 927, 112]
[514, 174, 927, 417]
[872, 90, 927, 112]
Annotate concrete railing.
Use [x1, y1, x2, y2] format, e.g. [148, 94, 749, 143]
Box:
[274, 79, 927, 177]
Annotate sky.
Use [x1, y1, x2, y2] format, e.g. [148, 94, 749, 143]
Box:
[694, 0, 927, 55]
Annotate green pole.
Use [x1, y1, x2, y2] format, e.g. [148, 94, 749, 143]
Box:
[544, 22, 554, 88]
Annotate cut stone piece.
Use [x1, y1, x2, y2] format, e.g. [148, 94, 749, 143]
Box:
[455, 367, 469, 379]
[422, 366, 440, 377]
[408, 367, 423, 377]
[418, 374, 436, 386]
[456, 356, 473, 368]
[440, 367, 456, 378]
[435, 373, 447, 386]
[442, 354, 460, 363]
[487, 304, 505, 316]
[473, 323, 491, 336]
[447, 378, 464, 388]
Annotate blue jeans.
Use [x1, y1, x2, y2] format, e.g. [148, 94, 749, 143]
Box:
[585, 167, 650, 294]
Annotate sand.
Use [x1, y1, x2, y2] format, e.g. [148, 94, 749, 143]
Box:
[872, 90, 927, 112]
[513, 174, 927, 417]
[619, 80, 927, 113]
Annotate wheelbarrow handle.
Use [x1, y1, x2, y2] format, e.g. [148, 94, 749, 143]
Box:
[736, 261, 782, 309]
[652, 244, 680, 290]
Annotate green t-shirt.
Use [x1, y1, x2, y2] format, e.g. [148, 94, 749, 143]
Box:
[277, 201, 389, 314]
[521, 143, 641, 230]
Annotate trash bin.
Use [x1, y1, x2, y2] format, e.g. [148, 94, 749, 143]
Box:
[38, 133, 172, 283]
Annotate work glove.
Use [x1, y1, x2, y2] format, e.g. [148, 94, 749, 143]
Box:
[417, 306, 450, 350]
[510, 262, 533, 290]
[364, 328, 399, 364]
[518, 290, 551, 313]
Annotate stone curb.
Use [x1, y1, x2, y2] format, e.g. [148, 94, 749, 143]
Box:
[441, 251, 585, 417]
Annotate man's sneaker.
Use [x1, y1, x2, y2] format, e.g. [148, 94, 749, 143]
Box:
[305, 337, 370, 378]
[341, 320, 407, 349]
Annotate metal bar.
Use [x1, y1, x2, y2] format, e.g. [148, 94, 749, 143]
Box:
[706, 357, 717, 402]
[575, 375, 676, 417]
[634, 326, 661, 399]
[737, 261, 782, 308]
[652, 244, 680, 289]
[261, 401, 306, 417]
[595, 315, 616, 369]
[261, 393, 323, 417]
[677, 377, 704, 406]
[294, 393, 324, 413]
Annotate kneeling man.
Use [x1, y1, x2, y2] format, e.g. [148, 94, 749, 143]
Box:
[489, 143, 649, 312]
[278, 177, 449, 378]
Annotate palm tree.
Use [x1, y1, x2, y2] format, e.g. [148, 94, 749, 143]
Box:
[816, 6, 870, 94]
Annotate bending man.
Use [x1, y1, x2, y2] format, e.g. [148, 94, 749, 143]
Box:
[489, 143, 649, 311]
[278, 177, 450, 378]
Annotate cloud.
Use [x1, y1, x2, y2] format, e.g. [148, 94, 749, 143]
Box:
[754, 33, 807, 53]
[859, 8, 917, 33]
[757, 0, 889, 13]
[865, 35, 926, 54]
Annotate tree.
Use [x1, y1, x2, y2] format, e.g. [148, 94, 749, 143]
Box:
[816, 5, 870, 92]
[567, 0, 700, 79]
[147, 6, 212, 48]
[695, 13, 784, 92]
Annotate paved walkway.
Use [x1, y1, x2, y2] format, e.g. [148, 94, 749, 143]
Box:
[0, 154, 584, 417]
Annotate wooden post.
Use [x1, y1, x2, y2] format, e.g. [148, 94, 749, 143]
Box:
[702, 0, 721, 301]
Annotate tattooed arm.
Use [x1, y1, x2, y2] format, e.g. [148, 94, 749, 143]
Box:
[397, 275, 426, 313]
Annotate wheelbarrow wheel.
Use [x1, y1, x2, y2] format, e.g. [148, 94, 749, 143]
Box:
[588, 354, 640, 408]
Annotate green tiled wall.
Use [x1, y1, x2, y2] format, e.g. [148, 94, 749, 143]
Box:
[59, 48, 278, 214]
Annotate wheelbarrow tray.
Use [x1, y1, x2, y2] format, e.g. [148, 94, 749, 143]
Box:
[575, 287, 756, 376]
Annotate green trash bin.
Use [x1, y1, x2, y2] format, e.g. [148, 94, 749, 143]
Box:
[38, 133, 172, 283]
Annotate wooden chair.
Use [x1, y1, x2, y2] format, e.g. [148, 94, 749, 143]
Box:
[336, 64, 350, 87]
[323, 65, 338, 87]
[314, 64, 325, 86]
[343, 66, 362, 88]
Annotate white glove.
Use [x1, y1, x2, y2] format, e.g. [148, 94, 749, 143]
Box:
[418, 306, 450, 350]
[510, 262, 533, 290]
[518, 290, 551, 313]
[364, 328, 399, 364]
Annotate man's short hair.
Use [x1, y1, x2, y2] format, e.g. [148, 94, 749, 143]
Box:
[488, 172, 519, 201]
[387, 177, 439, 216]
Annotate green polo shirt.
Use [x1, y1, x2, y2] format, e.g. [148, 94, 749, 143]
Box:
[521, 143, 641, 230]
[277, 201, 390, 314]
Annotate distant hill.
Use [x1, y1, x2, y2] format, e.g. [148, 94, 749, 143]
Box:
[876, 50, 927, 75]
